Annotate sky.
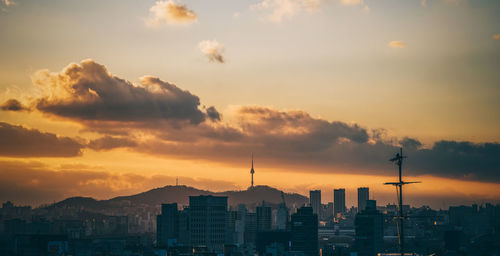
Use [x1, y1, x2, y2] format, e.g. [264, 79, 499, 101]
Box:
[0, 0, 499, 209]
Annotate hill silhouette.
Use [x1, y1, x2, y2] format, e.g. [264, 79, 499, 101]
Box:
[45, 185, 309, 211]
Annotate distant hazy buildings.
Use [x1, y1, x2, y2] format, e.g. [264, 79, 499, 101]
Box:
[358, 187, 369, 213]
[334, 189, 346, 216]
[291, 206, 318, 256]
[188, 195, 227, 252]
[309, 190, 321, 218]
[355, 200, 383, 256]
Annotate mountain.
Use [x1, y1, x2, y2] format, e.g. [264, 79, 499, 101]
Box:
[44, 185, 309, 211]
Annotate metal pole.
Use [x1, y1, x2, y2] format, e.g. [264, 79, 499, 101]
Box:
[399, 148, 404, 256]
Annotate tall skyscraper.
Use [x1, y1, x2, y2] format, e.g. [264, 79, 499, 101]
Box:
[355, 200, 383, 256]
[188, 195, 228, 252]
[157, 203, 179, 247]
[309, 190, 321, 219]
[334, 189, 346, 216]
[290, 206, 318, 256]
[357, 187, 369, 213]
[244, 212, 257, 244]
[257, 203, 272, 232]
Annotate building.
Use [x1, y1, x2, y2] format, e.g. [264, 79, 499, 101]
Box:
[355, 200, 383, 256]
[256, 230, 291, 255]
[276, 204, 289, 230]
[257, 203, 272, 232]
[309, 190, 321, 219]
[188, 195, 228, 252]
[334, 189, 346, 216]
[357, 187, 369, 213]
[157, 203, 179, 247]
[236, 204, 246, 245]
[290, 206, 318, 256]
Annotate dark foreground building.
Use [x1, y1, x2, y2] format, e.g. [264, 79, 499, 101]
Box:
[290, 206, 318, 256]
[189, 195, 228, 252]
[355, 200, 383, 256]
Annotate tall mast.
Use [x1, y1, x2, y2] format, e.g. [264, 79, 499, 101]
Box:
[385, 148, 420, 256]
[250, 153, 255, 188]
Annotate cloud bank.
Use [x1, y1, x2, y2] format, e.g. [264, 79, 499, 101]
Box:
[0, 122, 84, 157]
[4, 60, 500, 183]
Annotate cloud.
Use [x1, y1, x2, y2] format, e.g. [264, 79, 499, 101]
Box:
[0, 122, 84, 157]
[2, 0, 14, 6]
[0, 0, 14, 12]
[198, 40, 225, 63]
[87, 136, 137, 151]
[250, 0, 320, 23]
[0, 160, 239, 206]
[421, 0, 427, 7]
[1, 99, 29, 111]
[7, 60, 500, 183]
[493, 34, 500, 41]
[146, 0, 197, 26]
[389, 41, 406, 48]
[30, 60, 219, 129]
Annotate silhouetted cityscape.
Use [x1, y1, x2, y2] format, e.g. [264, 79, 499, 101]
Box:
[0, 184, 499, 256]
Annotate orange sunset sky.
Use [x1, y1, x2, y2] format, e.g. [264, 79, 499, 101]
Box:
[0, 0, 499, 208]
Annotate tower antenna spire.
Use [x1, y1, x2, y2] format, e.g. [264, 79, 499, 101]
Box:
[250, 153, 255, 188]
[384, 148, 420, 256]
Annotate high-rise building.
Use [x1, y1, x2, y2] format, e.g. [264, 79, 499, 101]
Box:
[309, 190, 321, 219]
[157, 203, 179, 247]
[188, 195, 228, 252]
[257, 203, 272, 232]
[357, 187, 369, 213]
[244, 212, 257, 244]
[355, 200, 383, 256]
[334, 189, 346, 216]
[276, 204, 289, 230]
[290, 206, 318, 256]
[235, 204, 246, 245]
[325, 202, 334, 220]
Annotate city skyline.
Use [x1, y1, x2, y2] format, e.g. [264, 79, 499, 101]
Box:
[0, 0, 499, 209]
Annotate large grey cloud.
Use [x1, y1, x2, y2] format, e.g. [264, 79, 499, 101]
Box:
[0, 122, 84, 157]
[4, 60, 499, 183]
[32, 60, 220, 127]
[136, 106, 500, 183]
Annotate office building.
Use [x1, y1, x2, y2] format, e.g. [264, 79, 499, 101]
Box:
[157, 203, 179, 247]
[309, 190, 321, 219]
[257, 203, 272, 232]
[355, 200, 383, 256]
[290, 206, 318, 256]
[357, 187, 369, 213]
[188, 195, 228, 252]
[334, 189, 346, 216]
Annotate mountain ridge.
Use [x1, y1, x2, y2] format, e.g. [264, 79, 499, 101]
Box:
[45, 185, 309, 211]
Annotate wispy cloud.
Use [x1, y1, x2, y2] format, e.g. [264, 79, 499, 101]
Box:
[146, 0, 197, 26]
[198, 40, 225, 63]
[388, 40, 406, 48]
